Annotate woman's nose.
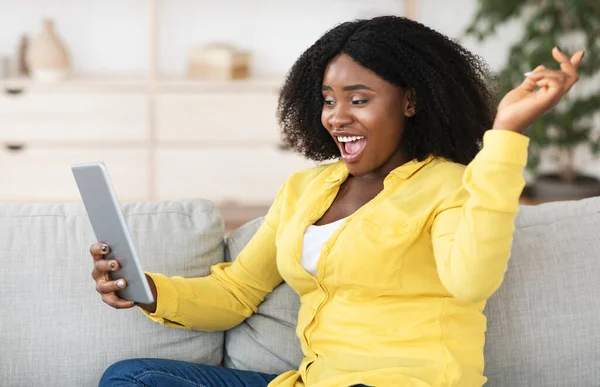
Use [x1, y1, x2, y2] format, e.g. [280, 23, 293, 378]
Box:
[328, 104, 353, 128]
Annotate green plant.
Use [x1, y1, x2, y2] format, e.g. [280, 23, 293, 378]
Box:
[465, 0, 600, 183]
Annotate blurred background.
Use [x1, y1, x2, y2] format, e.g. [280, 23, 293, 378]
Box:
[0, 0, 598, 230]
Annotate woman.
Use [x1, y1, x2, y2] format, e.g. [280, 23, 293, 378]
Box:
[93, 16, 583, 387]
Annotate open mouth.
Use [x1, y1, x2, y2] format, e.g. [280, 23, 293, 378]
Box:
[337, 135, 367, 163]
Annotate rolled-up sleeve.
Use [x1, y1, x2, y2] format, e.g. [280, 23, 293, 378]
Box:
[431, 129, 529, 302]
[141, 182, 289, 331]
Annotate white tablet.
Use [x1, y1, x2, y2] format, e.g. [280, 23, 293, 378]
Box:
[72, 162, 154, 304]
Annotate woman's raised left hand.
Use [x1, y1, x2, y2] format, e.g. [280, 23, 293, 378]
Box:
[492, 46, 585, 134]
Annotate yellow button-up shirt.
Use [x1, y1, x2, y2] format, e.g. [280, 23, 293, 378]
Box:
[144, 129, 529, 386]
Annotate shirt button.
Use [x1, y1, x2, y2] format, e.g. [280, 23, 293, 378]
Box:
[322, 246, 329, 252]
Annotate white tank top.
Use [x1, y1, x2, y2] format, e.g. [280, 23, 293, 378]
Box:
[301, 217, 347, 276]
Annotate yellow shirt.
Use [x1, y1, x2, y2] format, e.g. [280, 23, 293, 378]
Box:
[144, 129, 529, 387]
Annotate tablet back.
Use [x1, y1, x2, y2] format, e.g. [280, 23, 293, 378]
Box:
[72, 162, 154, 304]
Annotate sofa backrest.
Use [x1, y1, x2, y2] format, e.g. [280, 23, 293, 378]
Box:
[0, 200, 225, 387]
[223, 197, 600, 386]
[484, 196, 600, 386]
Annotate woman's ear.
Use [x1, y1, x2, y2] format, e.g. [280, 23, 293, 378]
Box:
[404, 88, 417, 117]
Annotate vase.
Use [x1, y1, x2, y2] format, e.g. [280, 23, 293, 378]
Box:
[17, 34, 30, 76]
[26, 18, 70, 82]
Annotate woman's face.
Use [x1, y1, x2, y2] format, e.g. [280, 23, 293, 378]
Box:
[321, 53, 415, 178]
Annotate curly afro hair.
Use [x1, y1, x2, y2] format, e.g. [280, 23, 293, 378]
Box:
[277, 16, 497, 165]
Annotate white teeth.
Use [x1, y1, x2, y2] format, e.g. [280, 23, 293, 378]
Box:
[337, 135, 364, 142]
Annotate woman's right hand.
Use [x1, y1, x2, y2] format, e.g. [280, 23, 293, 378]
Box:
[90, 242, 157, 312]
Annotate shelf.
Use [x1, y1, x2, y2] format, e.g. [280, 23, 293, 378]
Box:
[0, 75, 150, 93]
[156, 75, 284, 93]
[0, 74, 285, 94]
[0, 141, 149, 149]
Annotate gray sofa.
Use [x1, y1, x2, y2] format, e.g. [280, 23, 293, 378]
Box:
[1, 197, 599, 386]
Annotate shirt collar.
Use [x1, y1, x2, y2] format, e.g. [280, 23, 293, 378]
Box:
[389, 154, 436, 179]
[324, 161, 348, 184]
[324, 155, 435, 185]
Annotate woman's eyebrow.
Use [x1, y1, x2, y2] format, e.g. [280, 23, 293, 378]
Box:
[321, 84, 374, 91]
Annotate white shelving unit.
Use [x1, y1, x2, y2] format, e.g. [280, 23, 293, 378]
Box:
[1, 0, 416, 87]
[0, 0, 415, 227]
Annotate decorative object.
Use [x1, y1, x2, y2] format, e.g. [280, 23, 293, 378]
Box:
[465, 1, 600, 200]
[187, 43, 251, 80]
[17, 34, 30, 77]
[0, 55, 9, 79]
[26, 18, 70, 82]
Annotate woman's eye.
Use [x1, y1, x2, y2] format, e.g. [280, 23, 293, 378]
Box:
[352, 99, 368, 105]
[323, 99, 335, 106]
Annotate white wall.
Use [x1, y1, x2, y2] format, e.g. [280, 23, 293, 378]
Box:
[0, 0, 406, 77]
[0, 0, 522, 76]
[157, 0, 405, 77]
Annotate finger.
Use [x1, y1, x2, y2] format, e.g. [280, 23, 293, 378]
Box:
[517, 65, 547, 92]
[534, 76, 568, 108]
[551, 46, 584, 70]
[96, 278, 127, 294]
[91, 259, 120, 280]
[90, 242, 110, 261]
[95, 259, 120, 273]
[523, 65, 546, 76]
[518, 74, 541, 93]
[526, 68, 565, 79]
[522, 68, 565, 94]
[538, 70, 574, 95]
[526, 69, 567, 85]
[552, 46, 572, 65]
[570, 50, 585, 69]
[563, 50, 585, 90]
[551, 47, 579, 85]
[535, 79, 560, 89]
[535, 75, 566, 91]
[102, 293, 136, 309]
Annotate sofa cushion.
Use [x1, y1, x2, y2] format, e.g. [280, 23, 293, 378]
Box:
[223, 218, 304, 374]
[0, 200, 225, 387]
[484, 196, 600, 386]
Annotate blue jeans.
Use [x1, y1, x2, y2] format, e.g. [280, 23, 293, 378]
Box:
[99, 358, 278, 387]
[99, 357, 372, 387]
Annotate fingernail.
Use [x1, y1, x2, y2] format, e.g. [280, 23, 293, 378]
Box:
[524, 71, 534, 77]
[556, 45, 562, 52]
[101, 245, 108, 253]
[110, 262, 115, 269]
[117, 280, 125, 288]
